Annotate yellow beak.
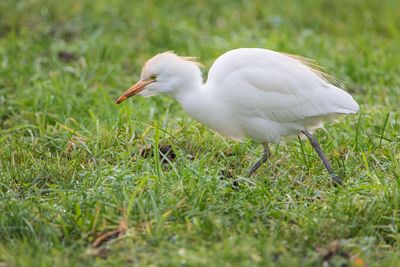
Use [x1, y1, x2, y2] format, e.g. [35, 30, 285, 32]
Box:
[116, 79, 154, 104]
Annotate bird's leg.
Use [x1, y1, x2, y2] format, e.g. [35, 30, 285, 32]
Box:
[301, 130, 343, 185]
[248, 143, 271, 176]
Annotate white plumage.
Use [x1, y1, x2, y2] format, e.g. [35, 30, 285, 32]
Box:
[116, 48, 359, 182]
[193, 48, 358, 142]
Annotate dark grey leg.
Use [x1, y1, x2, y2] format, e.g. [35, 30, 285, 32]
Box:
[248, 143, 271, 176]
[301, 130, 343, 185]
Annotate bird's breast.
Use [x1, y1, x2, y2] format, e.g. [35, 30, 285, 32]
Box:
[178, 92, 245, 140]
[187, 105, 245, 140]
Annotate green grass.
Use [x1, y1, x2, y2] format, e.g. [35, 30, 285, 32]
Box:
[1, 0, 400, 266]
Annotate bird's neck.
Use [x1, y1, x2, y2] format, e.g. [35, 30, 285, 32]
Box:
[169, 79, 232, 138]
[170, 80, 203, 104]
[169, 79, 214, 122]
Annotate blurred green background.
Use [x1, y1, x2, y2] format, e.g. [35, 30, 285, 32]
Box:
[0, 0, 399, 266]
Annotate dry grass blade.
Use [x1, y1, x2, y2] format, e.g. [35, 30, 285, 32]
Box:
[92, 219, 128, 248]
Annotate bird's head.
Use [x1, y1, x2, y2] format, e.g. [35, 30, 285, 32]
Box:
[116, 51, 202, 104]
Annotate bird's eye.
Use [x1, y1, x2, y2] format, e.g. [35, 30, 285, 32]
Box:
[150, 74, 157, 80]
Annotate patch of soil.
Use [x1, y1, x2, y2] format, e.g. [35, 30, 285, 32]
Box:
[58, 51, 77, 62]
[136, 144, 177, 164]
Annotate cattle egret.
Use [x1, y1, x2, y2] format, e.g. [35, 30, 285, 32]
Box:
[116, 48, 359, 184]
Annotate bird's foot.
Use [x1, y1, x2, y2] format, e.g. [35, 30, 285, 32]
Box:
[331, 175, 343, 186]
[247, 161, 263, 177]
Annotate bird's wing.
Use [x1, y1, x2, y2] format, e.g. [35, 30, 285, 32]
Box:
[206, 48, 359, 123]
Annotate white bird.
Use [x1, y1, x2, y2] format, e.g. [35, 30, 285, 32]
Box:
[116, 48, 359, 184]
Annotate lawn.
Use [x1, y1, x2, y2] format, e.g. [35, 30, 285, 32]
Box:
[0, 0, 399, 266]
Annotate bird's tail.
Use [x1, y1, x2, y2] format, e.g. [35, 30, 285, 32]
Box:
[329, 85, 360, 114]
